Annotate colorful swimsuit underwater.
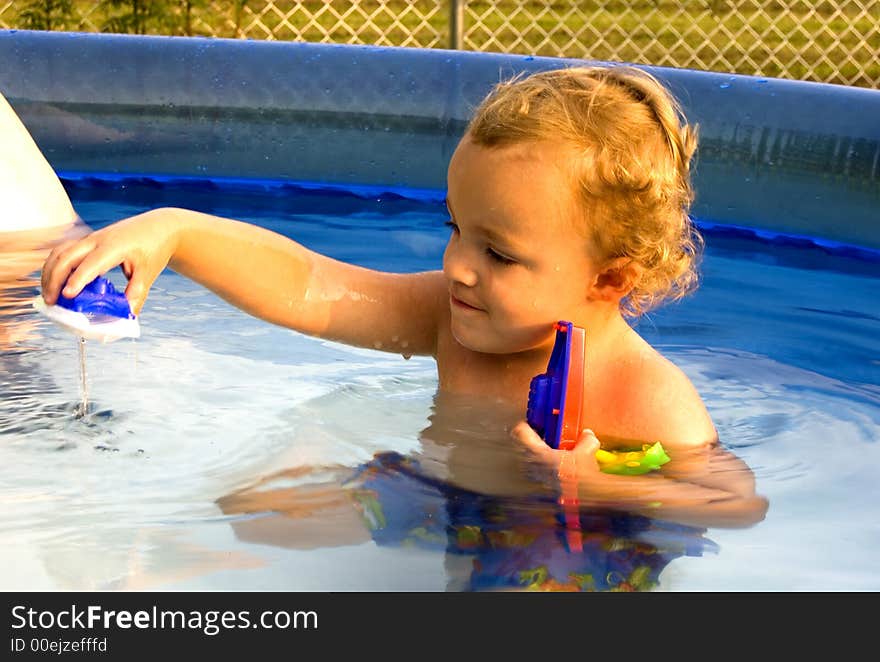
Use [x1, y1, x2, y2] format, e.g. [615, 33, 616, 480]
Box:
[344, 452, 717, 592]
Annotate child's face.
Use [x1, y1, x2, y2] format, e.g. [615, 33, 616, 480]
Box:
[443, 136, 601, 355]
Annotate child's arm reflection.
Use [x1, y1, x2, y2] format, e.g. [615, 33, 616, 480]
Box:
[216, 465, 372, 550]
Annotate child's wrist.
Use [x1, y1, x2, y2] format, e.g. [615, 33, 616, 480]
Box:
[157, 207, 195, 264]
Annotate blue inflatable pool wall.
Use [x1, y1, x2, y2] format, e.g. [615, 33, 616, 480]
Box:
[1, 30, 878, 249]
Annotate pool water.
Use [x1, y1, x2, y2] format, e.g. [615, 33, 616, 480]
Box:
[1, 177, 878, 591]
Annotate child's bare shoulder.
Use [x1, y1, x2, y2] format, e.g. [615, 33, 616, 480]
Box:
[602, 333, 717, 448]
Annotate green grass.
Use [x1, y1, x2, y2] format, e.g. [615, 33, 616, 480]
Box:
[1, 1, 876, 87]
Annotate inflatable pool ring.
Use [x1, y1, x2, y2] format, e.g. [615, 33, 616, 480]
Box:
[33, 275, 140, 343]
[526, 320, 670, 475]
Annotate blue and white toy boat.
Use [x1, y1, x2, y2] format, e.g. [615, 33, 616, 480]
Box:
[34, 276, 140, 343]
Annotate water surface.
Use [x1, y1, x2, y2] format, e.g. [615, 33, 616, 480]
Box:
[1, 178, 877, 591]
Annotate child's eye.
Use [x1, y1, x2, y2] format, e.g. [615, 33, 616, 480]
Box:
[444, 220, 459, 234]
[486, 247, 517, 266]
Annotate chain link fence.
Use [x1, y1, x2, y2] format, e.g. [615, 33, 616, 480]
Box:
[1, 1, 877, 88]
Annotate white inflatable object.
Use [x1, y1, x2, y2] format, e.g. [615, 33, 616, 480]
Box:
[0, 91, 79, 232]
[32, 297, 140, 343]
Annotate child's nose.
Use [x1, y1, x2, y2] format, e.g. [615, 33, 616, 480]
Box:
[442, 242, 478, 287]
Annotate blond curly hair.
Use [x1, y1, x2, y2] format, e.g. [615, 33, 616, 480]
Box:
[466, 65, 703, 318]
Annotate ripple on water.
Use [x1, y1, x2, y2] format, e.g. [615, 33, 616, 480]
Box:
[673, 346, 880, 489]
[2, 331, 437, 538]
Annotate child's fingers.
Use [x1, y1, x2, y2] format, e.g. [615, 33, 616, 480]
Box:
[511, 422, 601, 457]
[60, 246, 125, 300]
[41, 237, 96, 304]
[574, 429, 600, 456]
[511, 422, 605, 480]
[40, 239, 72, 299]
[510, 421, 554, 461]
[124, 271, 151, 316]
[571, 429, 601, 475]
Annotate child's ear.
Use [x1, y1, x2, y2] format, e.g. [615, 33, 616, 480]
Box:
[588, 257, 643, 302]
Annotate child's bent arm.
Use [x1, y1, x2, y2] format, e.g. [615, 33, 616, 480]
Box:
[512, 422, 768, 529]
[41, 207, 446, 356]
[573, 466, 769, 529]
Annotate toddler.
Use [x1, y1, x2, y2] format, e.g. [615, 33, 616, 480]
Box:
[40, 66, 766, 519]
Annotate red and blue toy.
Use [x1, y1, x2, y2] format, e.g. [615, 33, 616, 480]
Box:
[526, 321, 585, 452]
[527, 320, 670, 474]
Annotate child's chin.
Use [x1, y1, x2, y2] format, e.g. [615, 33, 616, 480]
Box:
[450, 323, 514, 355]
[451, 324, 488, 352]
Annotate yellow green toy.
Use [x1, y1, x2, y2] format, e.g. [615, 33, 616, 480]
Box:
[595, 442, 670, 475]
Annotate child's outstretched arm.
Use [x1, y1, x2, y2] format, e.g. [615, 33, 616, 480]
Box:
[512, 422, 769, 529]
[41, 207, 447, 355]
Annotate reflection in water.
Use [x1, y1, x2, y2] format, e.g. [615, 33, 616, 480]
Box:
[1, 223, 91, 434]
[216, 392, 769, 592]
[1, 229, 70, 347]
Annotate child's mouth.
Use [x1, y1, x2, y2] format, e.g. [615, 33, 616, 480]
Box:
[450, 294, 482, 312]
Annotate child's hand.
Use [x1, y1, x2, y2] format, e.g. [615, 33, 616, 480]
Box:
[40, 210, 177, 315]
[510, 420, 602, 481]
